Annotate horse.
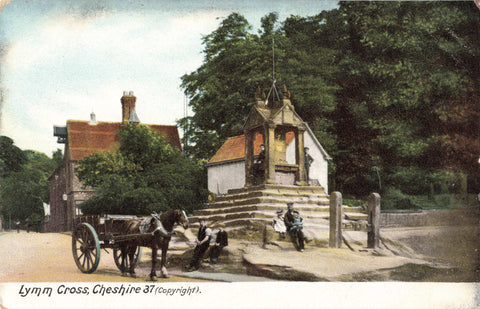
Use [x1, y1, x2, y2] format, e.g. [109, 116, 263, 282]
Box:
[118, 208, 189, 281]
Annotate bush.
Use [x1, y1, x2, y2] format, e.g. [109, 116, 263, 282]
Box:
[77, 124, 208, 216]
[382, 187, 422, 211]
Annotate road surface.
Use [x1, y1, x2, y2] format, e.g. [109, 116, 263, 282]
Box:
[0, 231, 204, 282]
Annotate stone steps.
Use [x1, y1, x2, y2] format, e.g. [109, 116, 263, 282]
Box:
[208, 196, 330, 209]
[196, 203, 330, 216]
[191, 184, 369, 240]
[227, 184, 328, 195]
[214, 188, 329, 202]
[192, 207, 367, 231]
[194, 206, 367, 221]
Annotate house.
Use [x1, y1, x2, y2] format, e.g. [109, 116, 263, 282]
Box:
[206, 86, 331, 195]
[44, 91, 181, 232]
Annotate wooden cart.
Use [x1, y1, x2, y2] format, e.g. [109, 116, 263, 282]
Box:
[71, 215, 145, 274]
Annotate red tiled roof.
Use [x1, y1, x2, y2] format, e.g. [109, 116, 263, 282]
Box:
[208, 132, 294, 165]
[67, 121, 181, 161]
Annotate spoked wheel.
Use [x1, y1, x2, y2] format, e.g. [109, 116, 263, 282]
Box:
[113, 246, 142, 272]
[72, 223, 101, 273]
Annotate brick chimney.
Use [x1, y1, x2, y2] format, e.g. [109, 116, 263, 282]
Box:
[121, 91, 136, 124]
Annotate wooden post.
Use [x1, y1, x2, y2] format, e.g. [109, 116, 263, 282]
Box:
[367, 192, 381, 249]
[329, 191, 343, 248]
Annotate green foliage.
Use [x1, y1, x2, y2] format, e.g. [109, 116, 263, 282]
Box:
[75, 152, 139, 188]
[331, 1, 480, 196]
[180, 12, 338, 161]
[77, 124, 208, 215]
[343, 198, 365, 208]
[179, 3, 480, 206]
[382, 187, 421, 211]
[0, 139, 62, 225]
[0, 136, 27, 177]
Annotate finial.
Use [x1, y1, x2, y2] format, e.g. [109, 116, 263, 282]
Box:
[282, 85, 290, 99]
[88, 110, 97, 125]
[255, 86, 266, 100]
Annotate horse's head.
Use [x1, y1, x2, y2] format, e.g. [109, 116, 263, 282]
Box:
[152, 209, 189, 231]
[175, 209, 189, 230]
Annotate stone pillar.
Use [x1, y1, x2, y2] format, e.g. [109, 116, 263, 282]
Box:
[367, 192, 381, 249]
[295, 128, 307, 185]
[265, 124, 276, 184]
[244, 131, 254, 187]
[329, 191, 343, 248]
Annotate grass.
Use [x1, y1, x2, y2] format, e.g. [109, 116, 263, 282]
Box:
[344, 194, 478, 211]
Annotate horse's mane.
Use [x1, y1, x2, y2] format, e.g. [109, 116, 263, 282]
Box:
[119, 209, 185, 235]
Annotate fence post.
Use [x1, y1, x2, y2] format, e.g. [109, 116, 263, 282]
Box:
[367, 192, 381, 248]
[329, 191, 343, 248]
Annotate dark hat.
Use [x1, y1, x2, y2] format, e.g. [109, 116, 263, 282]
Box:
[287, 202, 293, 207]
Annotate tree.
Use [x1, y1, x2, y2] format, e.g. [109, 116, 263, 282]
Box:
[180, 3, 480, 201]
[76, 124, 208, 215]
[0, 136, 27, 178]
[329, 1, 480, 195]
[0, 146, 62, 228]
[180, 12, 338, 161]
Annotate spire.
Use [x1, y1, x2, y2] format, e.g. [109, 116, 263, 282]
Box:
[264, 35, 281, 106]
[264, 79, 281, 106]
[128, 108, 140, 124]
[281, 85, 290, 99]
[88, 110, 97, 125]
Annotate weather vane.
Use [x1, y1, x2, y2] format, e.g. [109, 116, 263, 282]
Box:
[265, 35, 281, 105]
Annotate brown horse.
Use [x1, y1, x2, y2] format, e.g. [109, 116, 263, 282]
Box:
[118, 208, 189, 281]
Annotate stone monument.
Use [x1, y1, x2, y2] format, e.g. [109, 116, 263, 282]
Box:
[243, 85, 308, 187]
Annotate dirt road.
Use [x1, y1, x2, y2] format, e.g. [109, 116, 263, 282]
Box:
[1, 223, 478, 282]
[0, 231, 203, 282]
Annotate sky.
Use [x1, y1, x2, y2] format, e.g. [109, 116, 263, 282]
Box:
[0, 0, 338, 157]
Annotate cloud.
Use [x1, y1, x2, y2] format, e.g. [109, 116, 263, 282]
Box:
[0, 1, 339, 156]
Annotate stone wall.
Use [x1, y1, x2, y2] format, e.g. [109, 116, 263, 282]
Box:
[380, 207, 479, 227]
[44, 163, 68, 232]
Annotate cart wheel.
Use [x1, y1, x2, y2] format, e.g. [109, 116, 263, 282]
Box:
[113, 246, 142, 272]
[72, 223, 101, 273]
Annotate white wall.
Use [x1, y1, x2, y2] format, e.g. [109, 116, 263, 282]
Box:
[304, 133, 329, 193]
[208, 131, 329, 195]
[286, 134, 329, 193]
[207, 161, 245, 195]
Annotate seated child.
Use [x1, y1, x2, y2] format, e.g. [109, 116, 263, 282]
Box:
[272, 209, 286, 238]
[291, 210, 303, 232]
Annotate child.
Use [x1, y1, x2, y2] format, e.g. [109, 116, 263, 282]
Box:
[291, 210, 303, 232]
[272, 209, 286, 238]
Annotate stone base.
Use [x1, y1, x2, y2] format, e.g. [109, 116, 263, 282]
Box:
[190, 184, 368, 241]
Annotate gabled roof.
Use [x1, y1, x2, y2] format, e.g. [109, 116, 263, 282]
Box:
[66, 121, 181, 161]
[305, 123, 332, 161]
[207, 132, 295, 165]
